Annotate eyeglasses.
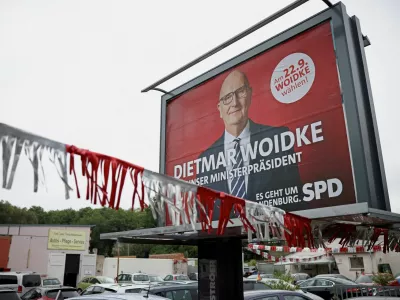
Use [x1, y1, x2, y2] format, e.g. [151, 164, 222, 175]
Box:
[219, 85, 249, 105]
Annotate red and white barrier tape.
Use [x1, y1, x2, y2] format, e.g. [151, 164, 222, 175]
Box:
[248, 243, 385, 253]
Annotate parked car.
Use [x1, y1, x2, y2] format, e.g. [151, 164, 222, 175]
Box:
[188, 272, 198, 281]
[243, 278, 324, 300]
[154, 281, 197, 286]
[292, 273, 311, 284]
[0, 288, 21, 300]
[68, 294, 166, 300]
[244, 267, 258, 278]
[80, 283, 147, 295]
[388, 276, 400, 286]
[76, 276, 114, 293]
[355, 274, 376, 286]
[243, 279, 271, 291]
[0, 272, 42, 296]
[244, 290, 317, 300]
[116, 273, 150, 285]
[314, 274, 354, 282]
[141, 282, 197, 299]
[20, 287, 80, 300]
[247, 274, 274, 280]
[41, 278, 61, 289]
[299, 277, 366, 300]
[148, 275, 164, 284]
[163, 274, 190, 281]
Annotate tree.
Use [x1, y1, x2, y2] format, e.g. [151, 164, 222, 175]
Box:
[0, 200, 198, 257]
[28, 206, 47, 224]
[0, 200, 38, 224]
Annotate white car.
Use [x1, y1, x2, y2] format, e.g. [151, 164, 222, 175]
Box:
[163, 274, 190, 281]
[117, 273, 151, 285]
[41, 277, 62, 288]
[81, 283, 148, 295]
[148, 275, 164, 284]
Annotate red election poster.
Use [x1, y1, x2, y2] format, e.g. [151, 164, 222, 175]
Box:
[165, 21, 356, 212]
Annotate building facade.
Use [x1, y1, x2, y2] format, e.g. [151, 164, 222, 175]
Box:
[0, 224, 96, 286]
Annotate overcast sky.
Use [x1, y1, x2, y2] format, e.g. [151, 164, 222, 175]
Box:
[0, 0, 399, 213]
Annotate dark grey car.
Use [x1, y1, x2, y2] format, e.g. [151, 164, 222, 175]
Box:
[243, 279, 271, 291]
[68, 293, 166, 300]
[244, 290, 315, 300]
[142, 282, 198, 299]
[0, 288, 21, 300]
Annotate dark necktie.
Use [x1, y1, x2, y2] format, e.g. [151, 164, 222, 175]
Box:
[230, 138, 246, 199]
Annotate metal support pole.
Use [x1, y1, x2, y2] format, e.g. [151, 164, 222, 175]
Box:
[116, 240, 120, 282]
[141, 0, 309, 93]
[321, 0, 334, 8]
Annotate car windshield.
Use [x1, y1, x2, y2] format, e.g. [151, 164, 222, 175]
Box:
[299, 279, 313, 287]
[355, 275, 373, 283]
[22, 275, 41, 287]
[46, 289, 80, 298]
[43, 278, 61, 286]
[0, 291, 20, 300]
[331, 278, 358, 285]
[98, 277, 114, 283]
[0, 275, 17, 284]
[317, 274, 352, 281]
[133, 275, 149, 282]
[149, 276, 164, 282]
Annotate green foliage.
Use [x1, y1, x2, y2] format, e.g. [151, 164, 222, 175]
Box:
[0, 200, 197, 258]
[265, 280, 298, 291]
[243, 251, 257, 262]
[248, 259, 257, 267]
[372, 273, 394, 286]
[273, 270, 295, 284]
[0, 201, 38, 224]
[264, 270, 299, 291]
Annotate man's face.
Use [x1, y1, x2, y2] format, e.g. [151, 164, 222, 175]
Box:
[218, 71, 252, 127]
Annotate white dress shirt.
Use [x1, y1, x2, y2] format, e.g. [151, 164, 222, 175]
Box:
[224, 121, 251, 195]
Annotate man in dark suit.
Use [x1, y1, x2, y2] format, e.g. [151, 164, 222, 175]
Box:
[196, 69, 302, 212]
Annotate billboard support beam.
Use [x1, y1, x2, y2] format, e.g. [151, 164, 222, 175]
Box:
[140, 0, 309, 93]
[151, 87, 175, 96]
[320, 0, 370, 47]
[321, 0, 334, 8]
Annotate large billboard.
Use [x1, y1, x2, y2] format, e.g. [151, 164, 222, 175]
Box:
[165, 21, 354, 212]
[160, 3, 390, 214]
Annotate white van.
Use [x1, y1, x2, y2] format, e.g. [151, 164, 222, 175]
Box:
[0, 271, 42, 296]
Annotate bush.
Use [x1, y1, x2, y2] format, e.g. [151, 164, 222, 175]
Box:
[265, 280, 298, 291]
[263, 271, 300, 291]
[273, 270, 295, 284]
[248, 259, 257, 267]
[372, 273, 394, 286]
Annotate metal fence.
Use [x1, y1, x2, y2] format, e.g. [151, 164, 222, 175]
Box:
[330, 285, 400, 299]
